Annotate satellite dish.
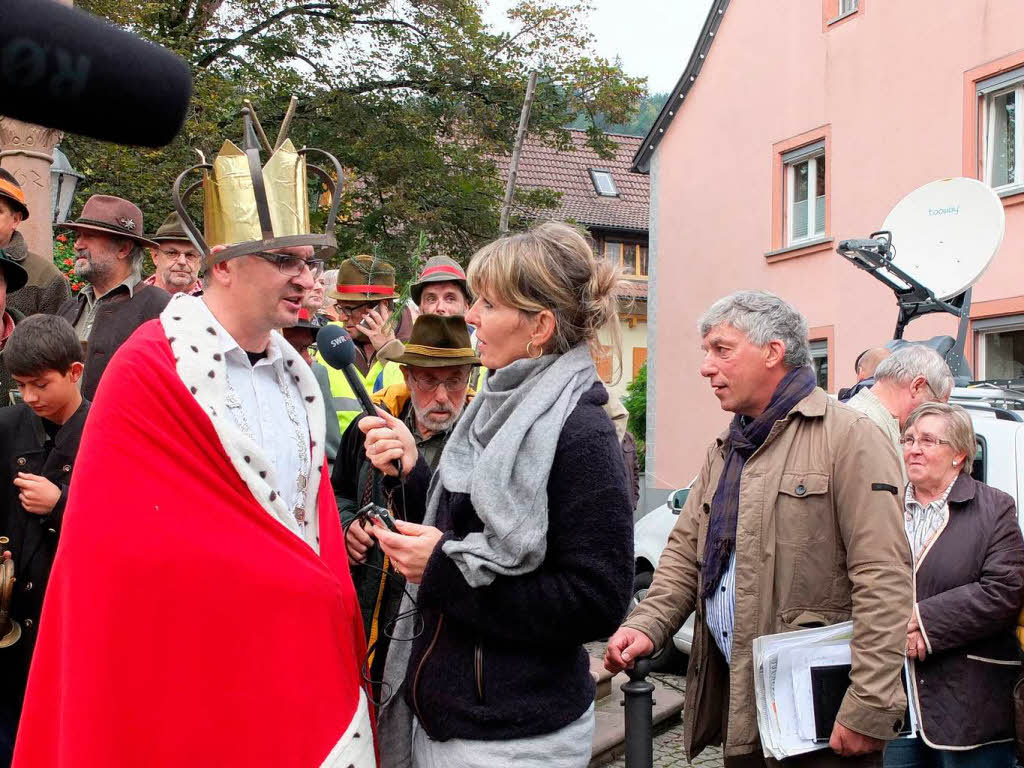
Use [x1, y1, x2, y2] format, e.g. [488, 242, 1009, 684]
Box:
[881, 177, 1004, 300]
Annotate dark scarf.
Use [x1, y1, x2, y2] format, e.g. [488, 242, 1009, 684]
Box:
[699, 365, 817, 598]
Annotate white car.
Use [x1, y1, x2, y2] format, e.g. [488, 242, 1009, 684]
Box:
[632, 486, 695, 670]
[632, 383, 1024, 670]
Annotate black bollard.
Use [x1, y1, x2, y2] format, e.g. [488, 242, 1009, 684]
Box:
[621, 656, 654, 768]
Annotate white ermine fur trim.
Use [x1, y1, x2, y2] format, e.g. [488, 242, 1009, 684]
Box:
[159, 294, 328, 551]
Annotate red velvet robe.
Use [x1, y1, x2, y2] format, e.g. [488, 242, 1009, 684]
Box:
[13, 320, 369, 767]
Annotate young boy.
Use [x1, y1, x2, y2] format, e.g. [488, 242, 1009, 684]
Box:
[0, 314, 88, 765]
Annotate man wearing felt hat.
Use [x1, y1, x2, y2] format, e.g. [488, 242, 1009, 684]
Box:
[319, 254, 406, 434]
[143, 211, 202, 296]
[332, 313, 479, 702]
[54, 194, 170, 400]
[0, 169, 70, 318]
[0, 249, 29, 406]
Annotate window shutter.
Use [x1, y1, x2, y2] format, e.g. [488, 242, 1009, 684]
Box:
[781, 140, 825, 165]
[632, 347, 648, 378]
[977, 66, 1024, 96]
[815, 194, 826, 235]
[596, 345, 613, 383]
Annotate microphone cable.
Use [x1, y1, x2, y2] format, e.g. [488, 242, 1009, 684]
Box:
[342, 469, 425, 709]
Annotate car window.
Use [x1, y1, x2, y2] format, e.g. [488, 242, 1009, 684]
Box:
[971, 436, 986, 483]
[671, 488, 690, 510]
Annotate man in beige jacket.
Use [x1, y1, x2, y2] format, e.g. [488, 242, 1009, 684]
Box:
[605, 291, 913, 767]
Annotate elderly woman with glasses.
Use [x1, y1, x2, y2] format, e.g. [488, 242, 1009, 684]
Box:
[884, 402, 1024, 768]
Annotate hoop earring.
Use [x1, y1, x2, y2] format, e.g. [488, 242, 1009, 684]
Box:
[526, 341, 541, 359]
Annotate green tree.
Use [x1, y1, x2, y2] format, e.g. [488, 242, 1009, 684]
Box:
[622, 362, 647, 470]
[62, 0, 644, 282]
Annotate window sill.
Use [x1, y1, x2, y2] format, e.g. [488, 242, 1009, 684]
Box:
[996, 185, 1024, 207]
[765, 237, 834, 263]
[827, 9, 859, 26]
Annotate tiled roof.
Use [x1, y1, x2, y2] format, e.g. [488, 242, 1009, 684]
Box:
[496, 130, 650, 233]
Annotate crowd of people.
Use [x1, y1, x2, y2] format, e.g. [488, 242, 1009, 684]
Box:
[0, 128, 1022, 768]
[605, 292, 1024, 768]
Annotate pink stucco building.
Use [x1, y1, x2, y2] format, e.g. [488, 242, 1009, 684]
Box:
[636, 0, 1024, 502]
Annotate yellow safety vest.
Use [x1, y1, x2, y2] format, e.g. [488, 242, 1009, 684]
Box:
[316, 325, 404, 434]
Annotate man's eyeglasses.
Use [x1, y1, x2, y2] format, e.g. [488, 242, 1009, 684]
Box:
[251, 251, 325, 278]
[898, 435, 952, 449]
[410, 373, 470, 393]
[334, 301, 379, 318]
[159, 247, 201, 264]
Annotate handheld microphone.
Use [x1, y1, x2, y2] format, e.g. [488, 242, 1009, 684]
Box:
[0, 0, 192, 147]
[316, 324, 378, 417]
[316, 323, 403, 520]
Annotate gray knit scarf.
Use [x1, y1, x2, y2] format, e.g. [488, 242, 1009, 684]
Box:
[377, 343, 597, 767]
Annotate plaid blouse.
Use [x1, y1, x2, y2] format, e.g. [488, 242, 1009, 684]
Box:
[903, 477, 958, 560]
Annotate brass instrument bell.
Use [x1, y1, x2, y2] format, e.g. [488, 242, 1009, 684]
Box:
[0, 538, 21, 648]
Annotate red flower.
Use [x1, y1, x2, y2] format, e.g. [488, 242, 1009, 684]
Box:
[56, 234, 68, 243]
[64, 258, 73, 266]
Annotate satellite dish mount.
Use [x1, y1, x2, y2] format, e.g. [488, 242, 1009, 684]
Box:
[836, 178, 1004, 381]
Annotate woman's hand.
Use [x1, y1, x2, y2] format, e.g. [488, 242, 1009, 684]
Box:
[358, 408, 417, 478]
[906, 613, 927, 660]
[373, 519, 443, 584]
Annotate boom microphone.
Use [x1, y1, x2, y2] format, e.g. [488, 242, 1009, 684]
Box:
[0, 0, 192, 147]
[315, 324, 378, 416]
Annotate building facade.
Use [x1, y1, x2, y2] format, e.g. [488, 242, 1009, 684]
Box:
[501, 129, 650, 400]
[637, 0, 1024, 502]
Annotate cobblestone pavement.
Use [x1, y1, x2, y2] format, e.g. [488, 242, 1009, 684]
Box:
[603, 671, 724, 768]
[585, 641, 724, 768]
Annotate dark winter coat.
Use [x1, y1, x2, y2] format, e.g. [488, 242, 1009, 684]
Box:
[910, 472, 1024, 749]
[0, 400, 90, 721]
[56, 283, 169, 400]
[4, 231, 70, 318]
[392, 382, 634, 742]
[332, 383, 456, 700]
[0, 308, 25, 407]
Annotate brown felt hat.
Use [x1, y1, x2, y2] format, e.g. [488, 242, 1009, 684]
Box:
[393, 314, 480, 368]
[59, 195, 160, 249]
[151, 211, 193, 243]
[328, 254, 399, 302]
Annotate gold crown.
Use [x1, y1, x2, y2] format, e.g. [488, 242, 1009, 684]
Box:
[172, 98, 342, 267]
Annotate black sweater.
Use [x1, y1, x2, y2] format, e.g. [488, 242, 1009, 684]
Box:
[392, 382, 634, 742]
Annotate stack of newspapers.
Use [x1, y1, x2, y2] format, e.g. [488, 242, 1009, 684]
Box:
[753, 621, 917, 760]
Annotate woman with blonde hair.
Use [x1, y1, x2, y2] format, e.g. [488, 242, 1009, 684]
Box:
[360, 221, 635, 767]
[885, 402, 1024, 768]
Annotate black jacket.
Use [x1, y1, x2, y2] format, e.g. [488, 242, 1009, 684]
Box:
[392, 382, 634, 741]
[912, 473, 1024, 749]
[56, 284, 168, 401]
[0, 400, 90, 719]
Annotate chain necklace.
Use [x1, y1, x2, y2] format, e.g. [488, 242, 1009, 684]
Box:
[223, 355, 311, 529]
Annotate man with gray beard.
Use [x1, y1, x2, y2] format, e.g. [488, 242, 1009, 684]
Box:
[331, 313, 479, 703]
[55, 196, 169, 400]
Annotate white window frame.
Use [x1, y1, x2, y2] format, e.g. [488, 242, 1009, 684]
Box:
[978, 67, 1024, 195]
[974, 314, 1024, 379]
[810, 339, 829, 390]
[783, 141, 826, 246]
[589, 168, 618, 197]
[839, 0, 858, 14]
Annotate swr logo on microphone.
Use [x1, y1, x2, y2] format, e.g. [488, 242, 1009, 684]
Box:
[330, 336, 347, 347]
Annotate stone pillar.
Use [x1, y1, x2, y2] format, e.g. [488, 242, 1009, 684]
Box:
[0, 121, 63, 258]
[0, 0, 73, 261]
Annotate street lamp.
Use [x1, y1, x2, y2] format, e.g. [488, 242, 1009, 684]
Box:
[50, 147, 83, 224]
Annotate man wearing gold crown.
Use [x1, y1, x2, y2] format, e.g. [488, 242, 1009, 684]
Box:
[13, 111, 375, 768]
